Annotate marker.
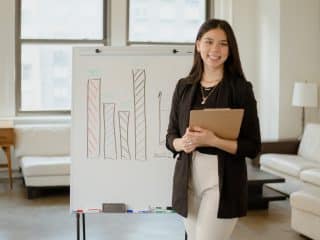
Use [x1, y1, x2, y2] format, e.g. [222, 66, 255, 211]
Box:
[138, 210, 151, 213]
[74, 208, 102, 213]
[153, 207, 166, 213]
[126, 209, 151, 213]
[87, 208, 102, 213]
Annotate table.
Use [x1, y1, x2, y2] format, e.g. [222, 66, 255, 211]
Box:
[247, 163, 287, 209]
[0, 123, 15, 189]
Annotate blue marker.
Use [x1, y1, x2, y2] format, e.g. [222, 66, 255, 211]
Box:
[138, 210, 151, 213]
[126, 209, 151, 213]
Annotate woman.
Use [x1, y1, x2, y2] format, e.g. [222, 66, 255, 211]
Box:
[166, 19, 261, 240]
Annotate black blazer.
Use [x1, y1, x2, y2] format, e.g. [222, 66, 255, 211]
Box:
[166, 75, 261, 218]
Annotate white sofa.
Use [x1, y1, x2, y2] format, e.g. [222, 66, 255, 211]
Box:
[15, 124, 70, 198]
[260, 123, 320, 190]
[259, 123, 320, 239]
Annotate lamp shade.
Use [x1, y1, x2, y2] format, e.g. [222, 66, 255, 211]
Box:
[292, 82, 318, 107]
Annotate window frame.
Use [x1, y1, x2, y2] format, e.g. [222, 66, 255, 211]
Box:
[126, 0, 212, 45]
[15, 0, 110, 115]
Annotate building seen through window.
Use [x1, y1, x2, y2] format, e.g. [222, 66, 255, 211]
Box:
[19, 0, 105, 111]
[129, 0, 206, 43]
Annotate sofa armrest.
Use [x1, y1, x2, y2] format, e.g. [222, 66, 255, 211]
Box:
[251, 139, 300, 166]
[261, 139, 300, 155]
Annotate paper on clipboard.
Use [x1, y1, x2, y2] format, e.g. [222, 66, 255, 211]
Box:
[189, 108, 244, 140]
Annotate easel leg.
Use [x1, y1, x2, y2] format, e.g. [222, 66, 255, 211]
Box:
[76, 212, 80, 240]
[82, 213, 86, 240]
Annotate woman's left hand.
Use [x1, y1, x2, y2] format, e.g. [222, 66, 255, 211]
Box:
[185, 126, 218, 148]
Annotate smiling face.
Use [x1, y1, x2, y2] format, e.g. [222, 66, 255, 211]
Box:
[196, 28, 229, 71]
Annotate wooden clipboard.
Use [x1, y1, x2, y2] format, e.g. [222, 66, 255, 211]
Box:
[189, 108, 244, 140]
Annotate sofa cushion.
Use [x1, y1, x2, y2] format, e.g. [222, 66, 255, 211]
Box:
[290, 189, 320, 216]
[15, 124, 70, 157]
[23, 175, 69, 187]
[260, 154, 320, 177]
[300, 168, 320, 187]
[21, 156, 70, 177]
[298, 123, 320, 163]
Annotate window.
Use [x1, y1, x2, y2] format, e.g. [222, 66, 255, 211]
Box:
[17, 0, 108, 112]
[128, 0, 208, 44]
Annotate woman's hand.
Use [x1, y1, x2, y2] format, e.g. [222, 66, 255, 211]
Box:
[173, 126, 218, 154]
[185, 126, 218, 148]
[173, 136, 197, 154]
[173, 132, 198, 154]
[174, 126, 238, 155]
[187, 126, 238, 154]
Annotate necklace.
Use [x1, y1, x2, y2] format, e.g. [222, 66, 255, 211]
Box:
[200, 84, 218, 104]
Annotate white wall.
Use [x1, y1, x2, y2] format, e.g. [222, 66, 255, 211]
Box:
[0, 0, 15, 117]
[110, 0, 127, 46]
[256, 0, 280, 140]
[214, 0, 233, 22]
[240, 0, 320, 140]
[232, 0, 259, 96]
[279, 0, 320, 138]
[231, 0, 283, 140]
[0, 0, 15, 169]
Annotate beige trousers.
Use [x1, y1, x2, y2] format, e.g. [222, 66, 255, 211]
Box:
[184, 151, 238, 240]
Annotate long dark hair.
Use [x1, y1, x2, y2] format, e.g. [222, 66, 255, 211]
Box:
[188, 19, 246, 83]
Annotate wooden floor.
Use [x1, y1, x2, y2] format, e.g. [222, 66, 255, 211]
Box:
[0, 176, 309, 240]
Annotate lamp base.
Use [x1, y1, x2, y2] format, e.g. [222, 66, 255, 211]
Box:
[301, 107, 305, 136]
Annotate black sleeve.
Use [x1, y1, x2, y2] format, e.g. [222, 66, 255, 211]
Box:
[236, 81, 261, 159]
[166, 79, 183, 158]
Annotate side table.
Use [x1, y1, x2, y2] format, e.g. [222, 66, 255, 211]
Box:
[0, 125, 15, 189]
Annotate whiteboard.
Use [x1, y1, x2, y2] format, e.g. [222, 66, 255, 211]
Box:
[70, 46, 193, 211]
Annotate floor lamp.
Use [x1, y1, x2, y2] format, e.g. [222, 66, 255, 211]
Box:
[292, 82, 318, 135]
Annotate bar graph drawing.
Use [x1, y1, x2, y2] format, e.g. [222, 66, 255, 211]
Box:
[153, 90, 171, 158]
[158, 91, 169, 145]
[87, 78, 101, 158]
[118, 111, 131, 160]
[103, 103, 117, 160]
[132, 69, 147, 160]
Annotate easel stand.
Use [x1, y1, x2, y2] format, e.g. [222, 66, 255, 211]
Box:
[74, 208, 182, 239]
[76, 212, 86, 240]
